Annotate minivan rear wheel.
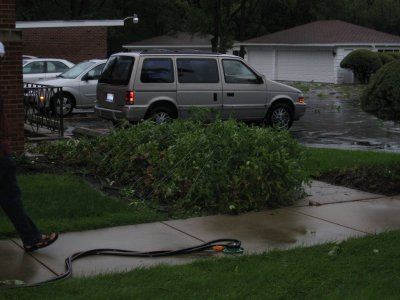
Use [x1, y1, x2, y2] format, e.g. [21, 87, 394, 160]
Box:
[147, 106, 175, 124]
[265, 103, 293, 129]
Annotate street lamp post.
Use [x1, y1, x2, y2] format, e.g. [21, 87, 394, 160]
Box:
[123, 14, 139, 24]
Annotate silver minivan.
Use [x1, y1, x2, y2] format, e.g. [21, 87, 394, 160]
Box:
[95, 50, 306, 128]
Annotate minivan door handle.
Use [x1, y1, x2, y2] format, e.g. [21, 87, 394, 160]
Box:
[227, 93, 234, 97]
[214, 93, 218, 102]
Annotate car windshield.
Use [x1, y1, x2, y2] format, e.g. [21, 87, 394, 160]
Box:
[59, 61, 95, 79]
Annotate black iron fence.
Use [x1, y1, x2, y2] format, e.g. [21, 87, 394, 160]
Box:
[23, 83, 64, 136]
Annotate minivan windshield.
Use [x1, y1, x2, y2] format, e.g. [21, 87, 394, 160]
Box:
[99, 56, 135, 85]
[59, 61, 95, 79]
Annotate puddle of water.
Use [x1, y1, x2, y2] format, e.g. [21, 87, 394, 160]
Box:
[291, 92, 400, 153]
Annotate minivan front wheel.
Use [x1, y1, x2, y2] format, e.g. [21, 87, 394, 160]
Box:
[147, 106, 175, 124]
[265, 103, 293, 129]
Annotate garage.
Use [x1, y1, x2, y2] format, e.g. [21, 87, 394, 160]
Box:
[247, 48, 334, 83]
[275, 49, 334, 82]
[246, 48, 275, 79]
[240, 20, 400, 84]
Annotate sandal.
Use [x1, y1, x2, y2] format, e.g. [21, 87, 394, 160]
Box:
[24, 233, 59, 252]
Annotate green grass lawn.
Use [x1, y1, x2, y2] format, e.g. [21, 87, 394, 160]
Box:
[305, 147, 400, 175]
[1, 230, 399, 299]
[0, 148, 399, 238]
[0, 174, 167, 239]
[0, 147, 399, 297]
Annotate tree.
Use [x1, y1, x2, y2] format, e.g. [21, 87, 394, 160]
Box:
[16, 0, 110, 20]
[16, 0, 400, 54]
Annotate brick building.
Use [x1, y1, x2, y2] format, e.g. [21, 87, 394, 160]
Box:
[16, 20, 124, 63]
[0, 16, 126, 154]
[0, 0, 24, 153]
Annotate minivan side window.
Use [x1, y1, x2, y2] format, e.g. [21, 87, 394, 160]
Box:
[140, 58, 174, 83]
[177, 58, 219, 83]
[222, 60, 258, 84]
[99, 56, 134, 85]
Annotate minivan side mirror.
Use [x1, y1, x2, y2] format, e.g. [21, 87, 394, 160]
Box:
[256, 75, 264, 84]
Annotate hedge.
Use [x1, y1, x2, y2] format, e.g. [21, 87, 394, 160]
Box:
[340, 49, 382, 83]
[34, 120, 310, 214]
[360, 60, 400, 120]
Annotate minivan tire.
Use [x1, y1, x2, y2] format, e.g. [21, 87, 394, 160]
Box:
[265, 103, 293, 129]
[147, 106, 175, 124]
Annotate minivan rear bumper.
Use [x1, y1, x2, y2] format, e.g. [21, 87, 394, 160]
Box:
[94, 105, 147, 121]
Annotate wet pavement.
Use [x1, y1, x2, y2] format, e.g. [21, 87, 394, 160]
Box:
[63, 109, 112, 135]
[290, 83, 400, 152]
[1, 181, 400, 286]
[63, 84, 400, 153]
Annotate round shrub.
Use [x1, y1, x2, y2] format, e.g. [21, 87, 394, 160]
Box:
[35, 120, 310, 214]
[360, 60, 400, 120]
[377, 52, 395, 65]
[340, 49, 382, 83]
[387, 52, 400, 60]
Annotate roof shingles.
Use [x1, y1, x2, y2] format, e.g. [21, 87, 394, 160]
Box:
[243, 20, 400, 45]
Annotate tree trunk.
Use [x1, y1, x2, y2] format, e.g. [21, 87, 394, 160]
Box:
[211, 0, 222, 52]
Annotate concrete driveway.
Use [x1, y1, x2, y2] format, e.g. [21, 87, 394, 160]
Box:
[290, 83, 400, 152]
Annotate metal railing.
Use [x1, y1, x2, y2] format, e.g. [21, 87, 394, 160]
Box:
[23, 83, 64, 136]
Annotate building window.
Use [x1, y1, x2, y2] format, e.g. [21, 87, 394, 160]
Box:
[378, 49, 400, 53]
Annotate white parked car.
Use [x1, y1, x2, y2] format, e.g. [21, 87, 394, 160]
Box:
[23, 58, 74, 83]
[36, 59, 106, 115]
[22, 55, 37, 64]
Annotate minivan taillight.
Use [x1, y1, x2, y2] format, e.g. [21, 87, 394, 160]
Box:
[125, 91, 135, 105]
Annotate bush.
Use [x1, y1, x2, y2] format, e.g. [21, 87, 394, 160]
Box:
[360, 60, 400, 120]
[387, 52, 400, 60]
[377, 52, 395, 65]
[340, 49, 382, 83]
[34, 120, 310, 214]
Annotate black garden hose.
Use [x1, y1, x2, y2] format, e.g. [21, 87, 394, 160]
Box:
[6, 238, 243, 288]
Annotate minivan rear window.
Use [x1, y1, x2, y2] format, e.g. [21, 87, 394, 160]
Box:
[99, 56, 134, 85]
[177, 58, 219, 83]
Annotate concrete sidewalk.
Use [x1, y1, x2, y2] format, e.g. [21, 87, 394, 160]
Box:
[1, 181, 400, 285]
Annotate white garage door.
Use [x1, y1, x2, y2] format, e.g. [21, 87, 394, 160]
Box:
[246, 48, 275, 79]
[276, 50, 334, 83]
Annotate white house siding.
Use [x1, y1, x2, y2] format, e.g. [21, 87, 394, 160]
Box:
[245, 47, 335, 83]
[246, 47, 275, 79]
[275, 49, 334, 83]
[245, 46, 400, 84]
[335, 48, 353, 84]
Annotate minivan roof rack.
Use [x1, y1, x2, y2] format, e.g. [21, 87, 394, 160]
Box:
[140, 49, 220, 55]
